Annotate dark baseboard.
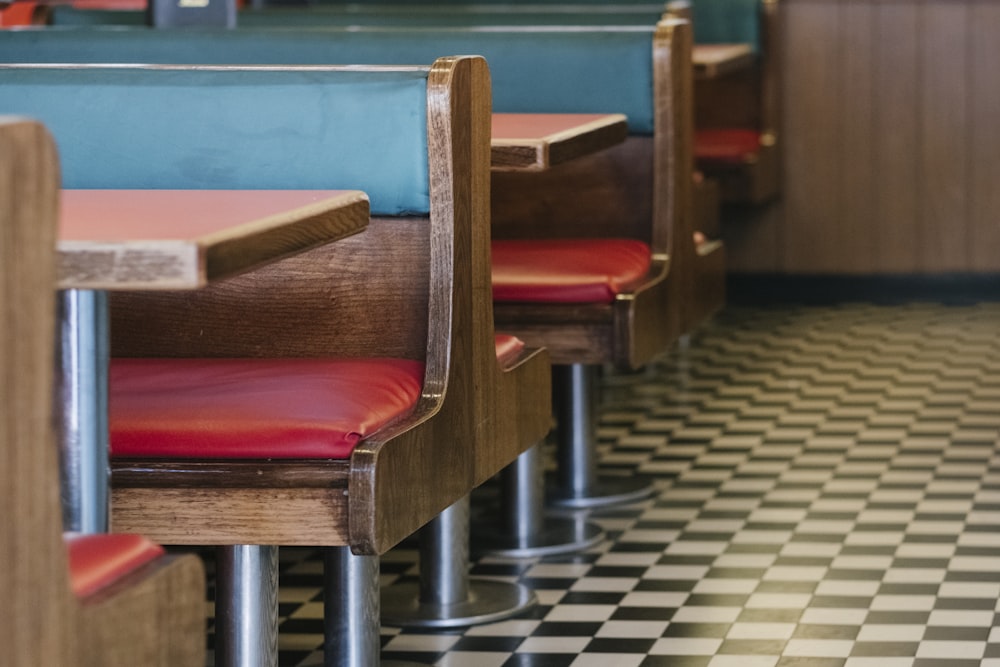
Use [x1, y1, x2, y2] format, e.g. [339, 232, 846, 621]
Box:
[727, 273, 1000, 306]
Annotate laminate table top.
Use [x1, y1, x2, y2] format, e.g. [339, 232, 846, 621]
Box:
[58, 189, 370, 290]
[491, 112, 628, 171]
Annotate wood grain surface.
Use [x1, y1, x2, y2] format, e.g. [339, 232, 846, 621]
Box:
[0, 117, 205, 667]
[59, 189, 369, 289]
[724, 0, 1000, 275]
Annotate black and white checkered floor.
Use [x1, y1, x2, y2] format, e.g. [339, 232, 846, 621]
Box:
[203, 302, 1000, 666]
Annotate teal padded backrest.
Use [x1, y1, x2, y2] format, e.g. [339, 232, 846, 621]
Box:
[241, 5, 666, 26]
[690, 0, 759, 51]
[0, 26, 657, 133]
[46, 1, 759, 51]
[49, 4, 667, 26]
[49, 7, 146, 24]
[0, 65, 430, 215]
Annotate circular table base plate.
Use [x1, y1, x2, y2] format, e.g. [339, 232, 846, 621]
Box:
[547, 474, 657, 510]
[473, 515, 605, 558]
[381, 580, 537, 629]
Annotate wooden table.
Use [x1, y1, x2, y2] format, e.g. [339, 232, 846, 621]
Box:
[491, 112, 628, 171]
[56, 189, 369, 533]
[693, 43, 755, 79]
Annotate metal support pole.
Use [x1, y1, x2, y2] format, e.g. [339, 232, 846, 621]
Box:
[550, 363, 656, 508]
[381, 496, 536, 628]
[419, 498, 470, 606]
[56, 289, 109, 534]
[474, 443, 604, 557]
[215, 545, 279, 667]
[324, 547, 380, 667]
[325, 547, 428, 667]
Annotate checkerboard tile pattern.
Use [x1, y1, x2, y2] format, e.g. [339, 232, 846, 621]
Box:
[200, 303, 1000, 666]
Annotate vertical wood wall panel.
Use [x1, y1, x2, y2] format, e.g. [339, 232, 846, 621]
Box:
[781, 1, 843, 272]
[724, 0, 999, 275]
[918, 1, 968, 271]
[872, 1, 920, 272]
[720, 203, 782, 272]
[969, 3, 1000, 271]
[840, 1, 877, 272]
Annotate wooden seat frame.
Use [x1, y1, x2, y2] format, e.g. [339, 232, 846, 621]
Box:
[105, 57, 548, 555]
[679, 0, 783, 205]
[485, 19, 708, 509]
[99, 57, 550, 664]
[491, 19, 697, 370]
[0, 116, 205, 667]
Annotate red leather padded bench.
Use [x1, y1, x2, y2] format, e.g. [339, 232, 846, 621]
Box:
[111, 358, 424, 460]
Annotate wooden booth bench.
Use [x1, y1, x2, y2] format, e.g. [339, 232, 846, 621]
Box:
[19, 18, 725, 342]
[42, 4, 734, 335]
[0, 18, 707, 502]
[0, 117, 206, 667]
[0, 57, 552, 666]
[669, 0, 783, 205]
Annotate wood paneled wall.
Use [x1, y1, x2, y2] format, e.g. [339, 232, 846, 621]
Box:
[724, 0, 1000, 274]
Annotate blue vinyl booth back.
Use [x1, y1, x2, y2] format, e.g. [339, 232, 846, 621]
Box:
[45, 1, 758, 51]
[0, 26, 660, 133]
[48, 4, 667, 26]
[0, 65, 430, 215]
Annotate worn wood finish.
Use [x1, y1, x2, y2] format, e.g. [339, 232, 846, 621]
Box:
[493, 19, 695, 368]
[477, 346, 552, 486]
[112, 459, 351, 488]
[112, 217, 431, 361]
[0, 115, 75, 667]
[351, 55, 540, 547]
[112, 487, 351, 545]
[59, 189, 370, 290]
[110, 57, 520, 556]
[485, 317, 616, 366]
[449, 62, 553, 485]
[726, 0, 1000, 275]
[76, 556, 205, 666]
[491, 112, 629, 171]
[0, 117, 204, 667]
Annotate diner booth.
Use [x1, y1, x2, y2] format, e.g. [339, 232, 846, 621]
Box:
[2, 0, 1000, 665]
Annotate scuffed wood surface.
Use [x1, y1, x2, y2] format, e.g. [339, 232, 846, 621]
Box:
[59, 189, 369, 289]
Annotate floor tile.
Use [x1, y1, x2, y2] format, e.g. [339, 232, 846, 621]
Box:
[194, 304, 1000, 667]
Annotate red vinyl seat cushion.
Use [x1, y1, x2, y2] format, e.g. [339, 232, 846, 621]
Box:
[491, 239, 652, 304]
[0, 1, 38, 26]
[110, 358, 424, 459]
[65, 532, 165, 598]
[695, 128, 762, 165]
[494, 333, 525, 368]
